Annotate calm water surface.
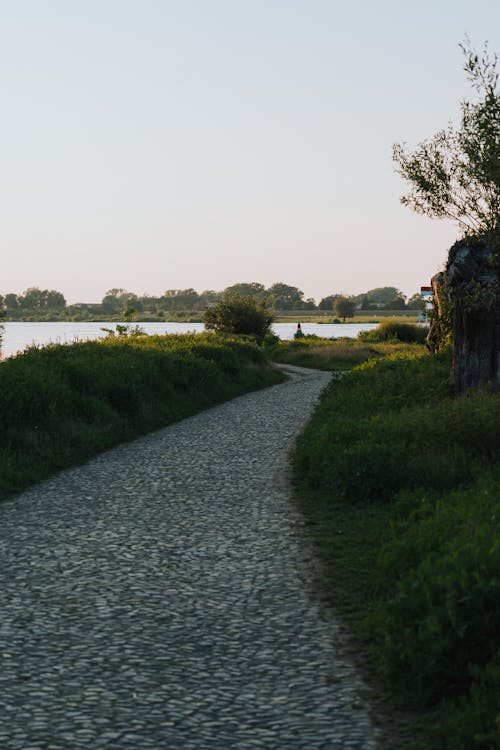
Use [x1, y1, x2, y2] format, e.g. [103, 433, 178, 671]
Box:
[1, 321, 379, 359]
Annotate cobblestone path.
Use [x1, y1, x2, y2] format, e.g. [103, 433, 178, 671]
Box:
[0, 365, 380, 749]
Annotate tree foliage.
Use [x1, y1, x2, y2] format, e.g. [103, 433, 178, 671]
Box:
[7, 287, 67, 311]
[393, 39, 500, 235]
[334, 296, 356, 322]
[318, 294, 341, 310]
[203, 294, 274, 340]
[223, 282, 266, 299]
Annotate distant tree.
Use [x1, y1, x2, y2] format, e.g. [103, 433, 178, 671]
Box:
[204, 294, 274, 340]
[101, 289, 138, 314]
[124, 307, 136, 321]
[303, 297, 316, 309]
[161, 289, 200, 310]
[15, 287, 66, 310]
[101, 294, 121, 314]
[4, 293, 19, 311]
[407, 293, 426, 311]
[386, 295, 406, 310]
[318, 294, 341, 310]
[268, 282, 305, 309]
[45, 290, 66, 309]
[334, 296, 356, 322]
[355, 287, 405, 307]
[138, 294, 161, 311]
[19, 287, 45, 309]
[224, 282, 266, 299]
[200, 289, 220, 304]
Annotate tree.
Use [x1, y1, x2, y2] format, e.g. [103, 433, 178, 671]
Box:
[161, 289, 200, 310]
[318, 294, 341, 310]
[407, 293, 426, 311]
[268, 282, 305, 310]
[4, 293, 19, 311]
[334, 296, 356, 322]
[204, 294, 274, 340]
[393, 40, 500, 393]
[393, 39, 500, 235]
[200, 289, 221, 304]
[45, 290, 66, 309]
[101, 289, 139, 314]
[17, 287, 67, 310]
[354, 287, 405, 308]
[223, 282, 266, 299]
[387, 295, 406, 310]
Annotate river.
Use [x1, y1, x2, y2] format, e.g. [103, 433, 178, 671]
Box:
[1, 320, 379, 359]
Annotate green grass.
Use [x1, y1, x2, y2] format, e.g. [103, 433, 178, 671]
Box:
[293, 349, 500, 749]
[0, 332, 285, 500]
[267, 335, 426, 371]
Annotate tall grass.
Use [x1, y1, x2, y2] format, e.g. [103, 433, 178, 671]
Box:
[0, 333, 284, 500]
[267, 335, 425, 371]
[293, 349, 500, 749]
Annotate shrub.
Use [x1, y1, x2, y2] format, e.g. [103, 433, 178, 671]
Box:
[358, 319, 428, 343]
[204, 294, 274, 340]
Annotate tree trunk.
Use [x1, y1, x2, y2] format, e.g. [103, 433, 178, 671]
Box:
[446, 236, 500, 395]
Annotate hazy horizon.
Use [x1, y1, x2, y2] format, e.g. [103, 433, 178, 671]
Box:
[3, 1, 499, 304]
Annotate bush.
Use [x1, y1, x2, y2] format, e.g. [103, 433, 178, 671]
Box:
[204, 294, 274, 341]
[358, 319, 428, 343]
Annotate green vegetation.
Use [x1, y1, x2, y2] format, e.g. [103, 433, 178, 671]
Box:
[293, 349, 500, 748]
[0, 333, 284, 501]
[358, 319, 429, 344]
[204, 294, 274, 340]
[1, 283, 430, 322]
[393, 39, 500, 236]
[267, 335, 424, 371]
[334, 295, 356, 322]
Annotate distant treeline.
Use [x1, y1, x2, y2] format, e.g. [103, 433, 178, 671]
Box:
[0, 283, 425, 320]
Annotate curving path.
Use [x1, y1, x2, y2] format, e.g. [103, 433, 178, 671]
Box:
[0, 365, 380, 749]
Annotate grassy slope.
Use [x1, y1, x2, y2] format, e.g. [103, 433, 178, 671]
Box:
[0, 333, 284, 501]
[293, 348, 500, 749]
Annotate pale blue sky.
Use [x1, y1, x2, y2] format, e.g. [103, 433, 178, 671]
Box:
[1, 0, 499, 303]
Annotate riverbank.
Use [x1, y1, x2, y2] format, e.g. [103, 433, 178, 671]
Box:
[2, 310, 420, 324]
[292, 348, 500, 749]
[0, 321, 382, 359]
[0, 334, 284, 501]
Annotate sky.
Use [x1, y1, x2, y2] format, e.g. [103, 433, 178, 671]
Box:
[1, 0, 499, 304]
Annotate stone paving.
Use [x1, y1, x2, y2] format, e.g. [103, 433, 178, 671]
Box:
[0, 365, 381, 749]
